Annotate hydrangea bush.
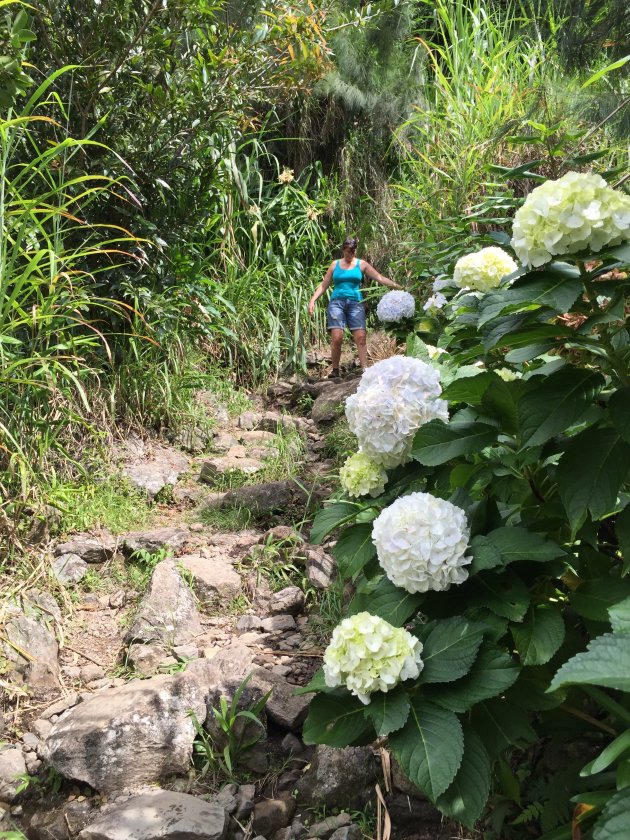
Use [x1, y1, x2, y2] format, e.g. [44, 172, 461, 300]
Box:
[376, 290, 416, 322]
[339, 451, 388, 498]
[323, 611, 424, 703]
[453, 245, 518, 291]
[345, 356, 448, 468]
[303, 168, 630, 839]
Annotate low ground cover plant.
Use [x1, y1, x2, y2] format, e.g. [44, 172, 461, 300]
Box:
[302, 168, 630, 838]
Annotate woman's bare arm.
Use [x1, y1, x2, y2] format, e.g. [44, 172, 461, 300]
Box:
[308, 263, 335, 314]
[361, 260, 401, 289]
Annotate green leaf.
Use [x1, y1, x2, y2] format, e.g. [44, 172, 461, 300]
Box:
[506, 341, 555, 363]
[293, 667, 331, 695]
[310, 502, 358, 544]
[581, 729, 630, 777]
[557, 428, 630, 529]
[518, 368, 605, 447]
[432, 645, 520, 713]
[511, 605, 565, 666]
[333, 523, 376, 578]
[481, 378, 531, 434]
[411, 420, 497, 466]
[609, 597, 630, 633]
[582, 54, 630, 89]
[549, 633, 630, 693]
[471, 699, 537, 758]
[441, 372, 495, 405]
[364, 685, 410, 736]
[301, 693, 373, 747]
[436, 725, 491, 828]
[609, 388, 630, 444]
[348, 576, 424, 627]
[389, 698, 464, 801]
[571, 578, 630, 622]
[617, 506, 630, 576]
[478, 272, 582, 326]
[593, 788, 630, 839]
[470, 527, 566, 574]
[419, 617, 485, 684]
[469, 571, 531, 621]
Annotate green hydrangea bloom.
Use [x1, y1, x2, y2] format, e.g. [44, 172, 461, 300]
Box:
[340, 451, 388, 498]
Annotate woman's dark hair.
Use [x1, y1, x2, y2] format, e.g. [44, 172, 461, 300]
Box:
[342, 236, 359, 250]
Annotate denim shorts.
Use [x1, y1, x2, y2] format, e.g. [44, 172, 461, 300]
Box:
[327, 298, 366, 331]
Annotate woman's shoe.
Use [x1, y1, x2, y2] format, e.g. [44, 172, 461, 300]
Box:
[328, 369, 341, 380]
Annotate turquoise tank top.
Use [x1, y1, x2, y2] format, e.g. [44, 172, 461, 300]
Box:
[330, 259, 363, 301]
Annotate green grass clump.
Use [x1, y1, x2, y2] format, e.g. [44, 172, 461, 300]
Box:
[323, 419, 356, 467]
[198, 506, 253, 532]
[53, 474, 153, 535]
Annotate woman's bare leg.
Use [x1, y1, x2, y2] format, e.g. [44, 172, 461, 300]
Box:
[352, 329, 368, 369]
[330, 329, 343, 370]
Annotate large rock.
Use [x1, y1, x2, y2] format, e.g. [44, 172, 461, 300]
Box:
[51, 553, 88, 585]
[0, 747, 27, 802]
[77, 790, 228, 840]
[43, 671, 208, 794]
[269, 587, 305, 616]
[249, 668, 311, 730]
[54, 531, 116, 563]
[177, 553, 242, 604]
[124, 448, 189, 498]
[305, 546, 336, 589]
[310, 380, 360, 424]
[124, 560, 201, 647]
[295, 745, 377, 811]
[2, 590, 60, 692]
[200, 456, 264, 482]
[224, 481, 306, 516]
[121, 526, 190, 557]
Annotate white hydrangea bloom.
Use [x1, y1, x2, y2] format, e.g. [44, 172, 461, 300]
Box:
[423, 292, 447, 311]
[511, 171, 630, 267]
[453, 247, 518, 292]
[340, 451, 388, 498]
[495, 367, 519, 381]
[345, 357, 448, 468]
[432, 276, 451, 292]
[372, 492, 471, 593]
[376, 290, 416, 323]
[323, 611, 424, 704]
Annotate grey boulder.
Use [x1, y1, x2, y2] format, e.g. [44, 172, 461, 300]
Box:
[124, 559, 201, 647]
[78, 790, 228, 840]
[43, 670, 207, 794]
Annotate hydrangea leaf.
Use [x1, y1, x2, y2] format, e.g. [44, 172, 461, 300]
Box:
[333, 523, 376, 579]
[518, 367, 605, 447]
[301, 693, 373, 747]
[347, 576, 424, 627]
[478, 273, 582, 327]
[364, 685, 410, 736]
[505, 341, 555, 363]
[570, 578, 630, 622]
[593, 788, 630, 840]
[549, 633, 630, 693]
[411, 419, 497, 466]
[418, 616, 485, 685]
[436, 725, 491, 828]
[310, 502, 358, 544]
[468, 570, 530, 621]
[511, 604, 565, 666]
[293, 667, 332, 696]
[470, 527, 566, 574]
[480, 378, 532, 434]
[441, 372, 495, 405]
[557, 428, 630, 529]
[430, 646, 520, 713]
[609, 387, 630, 444]
[389, 698, 463, 801]
[505, 669, 565, 711]
[470, 699, 537, 758]
[608, 597, 630, 633]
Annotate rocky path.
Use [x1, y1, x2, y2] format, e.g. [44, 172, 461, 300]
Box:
[0, 372, 452, 840]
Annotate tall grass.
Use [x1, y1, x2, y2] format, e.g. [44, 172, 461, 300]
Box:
[0, 69, 141, 543]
